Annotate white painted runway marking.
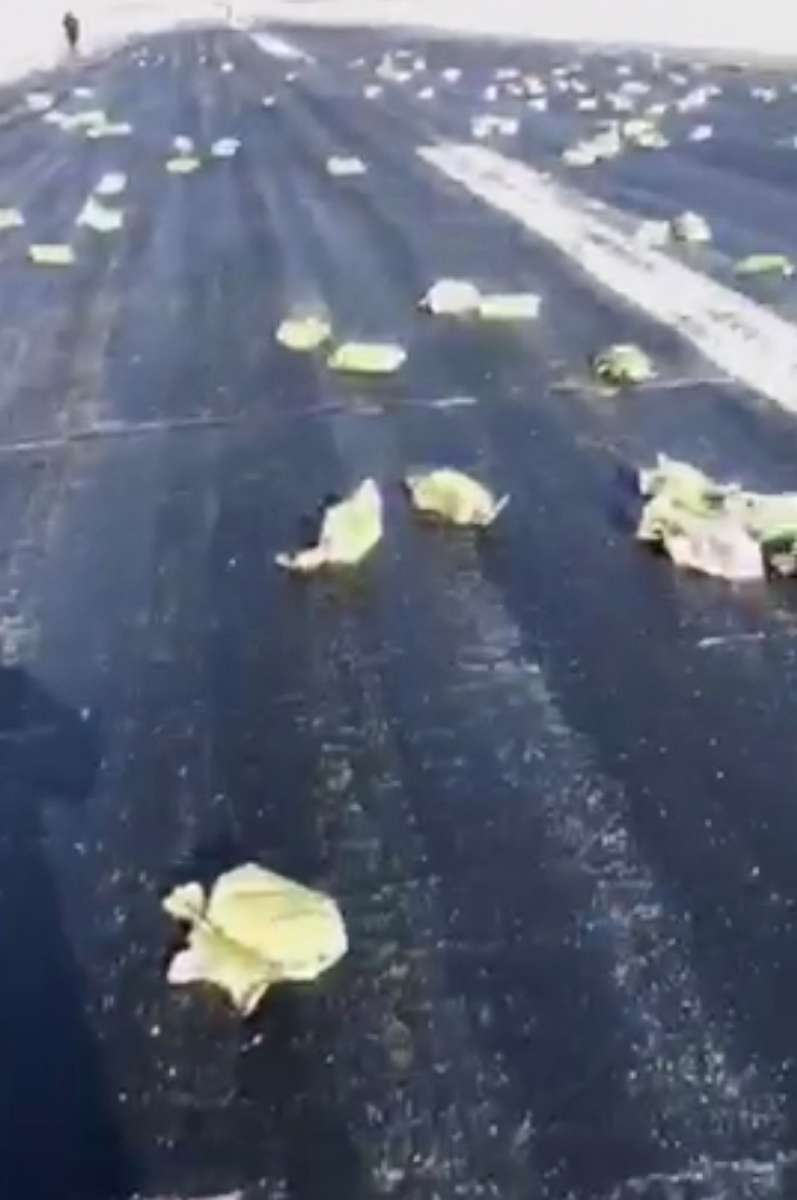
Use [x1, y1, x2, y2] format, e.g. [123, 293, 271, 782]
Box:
[250, 31, 314, 63]
[419, 143, 797, 415]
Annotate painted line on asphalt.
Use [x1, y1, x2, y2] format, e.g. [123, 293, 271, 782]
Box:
[418, 143, 797, 415]
[249, 31, 314, 62]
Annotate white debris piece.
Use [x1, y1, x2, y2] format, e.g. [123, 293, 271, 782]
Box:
[87, 121, 133, 139]
[523, 75, 546, 97]
[172, 135, 195, 154]
[442, 68, 462, 83]
[527, 97, 548, 112]
[166, 156, 201, 174]
[220, 61, 235, 73]
[72, 86, 94, 99]
[577, 97, 598, 111]
[28, 244, 75, 266]
[471, 115, 519, 139]
[327, 343, 406, 374]
[0, 208, 24, 231]
[619, 79, 651, 96]
[751, 86, 777, 103]
[262, 95, 277, 108]
[646, 102, 669, 117]
[406, 469, 509, 527]
[76, 195, 124, 233]
[285, 72, 298, 84]
[211, 137, 241, 159]
[563, 144, 597, 166]
[495, 67, 521, 81]
[605, 91, 635, 113]
[326, 155, 367, 176]
[363, 84, 383, 99]
[419, 279, 482, 315]
[688, 124, 713, 142]
[276, 479, 383, 572]
[417, 86, 436, 101]
[671, 210, 712, 243]
[276, 314, 332, 351]
[482, 84, 499, 102]
[94, 172, 127, 197]
[641, 500, 764, 580]
[478, 292, 541, 320]
[413, 57, 427, 72]
[26, 92, 54, 112]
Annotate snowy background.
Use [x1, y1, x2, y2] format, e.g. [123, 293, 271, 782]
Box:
[5, 0, 797, 87]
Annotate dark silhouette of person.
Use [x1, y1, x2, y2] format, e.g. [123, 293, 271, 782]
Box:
[0, 666, 133, 1199]
[63, 11, 80, 52]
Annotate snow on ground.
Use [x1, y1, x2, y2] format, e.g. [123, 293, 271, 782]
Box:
[4, 0, 797, 87]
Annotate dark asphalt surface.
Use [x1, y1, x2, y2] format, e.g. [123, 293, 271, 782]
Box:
[2, 21, 797, 1200]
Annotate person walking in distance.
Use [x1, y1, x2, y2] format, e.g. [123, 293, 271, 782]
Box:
[63, 11, 80, 53]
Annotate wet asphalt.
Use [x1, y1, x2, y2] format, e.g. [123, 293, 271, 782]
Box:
[2, 21, 797, 1200]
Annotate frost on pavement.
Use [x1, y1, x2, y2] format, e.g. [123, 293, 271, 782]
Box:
[276, 479, 383, 572]
[164, 864, 347, 1016]
[405, 469, 509, 526]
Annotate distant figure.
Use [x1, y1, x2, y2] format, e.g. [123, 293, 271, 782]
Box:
[63, 11, 80, 53]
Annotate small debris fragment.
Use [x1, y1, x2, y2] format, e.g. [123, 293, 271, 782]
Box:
[363, 84, 383, 99]
[211, 137, 241, 159]
[72, 86, 94, 99]
[734, 253, 795, 278]
[471, 115, 519, 139]
[86, 121, 133, 139]
[405, 469, 509, 526]
[220, 61, 235, 73]
[0, 208, 24, 231]
[262, 95, 277, 108]
[275, 314, 332, 351]
[635, 453, 797, 581]
[28, 244, 75, 266]
[94, 172, 127, 197]
[417, 86, 436, 101]
[442, 67, 462, 83]
[276, 479, 383, 571]
[634, 219, 670, 248]
[419, 279, 481, 316]
[172, 134, 195, 154]
[327, 343, 406, 374]
[671, 210, 712, 243]
[592, 343, 654, 385]
[166, 156, 201, 174]
[326, 155, 367, 176]
[479, 292, 541, 320]
[688, 123, 713, 141]
[76, 195, 124, 232]
[164, 863, 348, 1015]
[26, 91, 54, 112]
